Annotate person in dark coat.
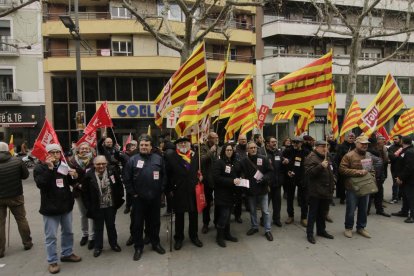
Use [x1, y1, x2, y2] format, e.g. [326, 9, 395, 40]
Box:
[237, 141, 274, 241]
[119, 140, 138, 215]
[212, 143, 239, 247]
[165, 137, 203, 250]
[123, 135, 166, 261]
[388, 135, 403, 203]
[233, 134, 248, 222]
[82, 155, 124, 258]
[304, 141, 335, 244]
[33, 144, 81, 274]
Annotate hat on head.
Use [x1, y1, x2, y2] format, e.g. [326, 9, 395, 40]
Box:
[303, 135, 314, 141]
[355, 135, 370, 144]
[292, 136, 304, 142]
[315, 140, 328, 146]
[0, 142, 9, 152]
[46, 143, 61, 152]
[174, 136, 191, 144]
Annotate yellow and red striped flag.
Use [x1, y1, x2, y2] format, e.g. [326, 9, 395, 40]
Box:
[294, 107, 315, 136]
[390, 108, 414, 137]
[272, 110, 294, 124]
[175, 78, 199, 137]
[155, 42, 207, 127]
[215, 76, 253, 122]
[271, 50, 332, 113]
[198, 46, 228, 120]
[327, 86, 339, 139]
[359, 73, 405, 137]
[240, 112, 258, 136]
[9, 135, 14, 155]
[340, 98, 362, 139]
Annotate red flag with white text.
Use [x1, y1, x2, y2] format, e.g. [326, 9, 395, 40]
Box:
[84, 101, 113, 135]
[31, 118, 61, 162]
[76, 130, 97, 148]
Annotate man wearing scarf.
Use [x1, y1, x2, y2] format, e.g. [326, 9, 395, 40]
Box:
[165, 137, 203, 250]
[69, 142, 95, 250]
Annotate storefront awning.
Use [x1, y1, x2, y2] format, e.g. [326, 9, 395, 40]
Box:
[0, 122, 37, 128]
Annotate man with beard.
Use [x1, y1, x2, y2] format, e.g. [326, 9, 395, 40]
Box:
[165, 137, 203, 250]
[200, 132, 220, 234]
[335, 133, 356, 204]
[253, 134, 264, 149]
[234, 134, 248, 222]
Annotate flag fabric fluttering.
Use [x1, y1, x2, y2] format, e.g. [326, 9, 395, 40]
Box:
[272, 110, 295, 124]
[359, 73, 405, 137]
[83, 101, 113, 135]
[377, 126, 390, 141]
[327, 86, 339, 139]
[175, 78, 199, 137]
[340, 98, 362, 139]
[31, 118, 61, 162]
[8, 135, 14, 155]
[271, 50, 332, 113]
[76, 130, 97, 148]
[294, 107, 315, 136]
[123, 133, 132, 152]
[155, 42, 207, 127]
[390, 108, 414, 137]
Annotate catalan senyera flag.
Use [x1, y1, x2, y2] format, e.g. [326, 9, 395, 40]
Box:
[215, 76, 253, 122]
[271, 50, 332, 113]
[175, 78, 199, 137]
[340, 98, 362, 138]
[240, 112, 258, 136]
[155, 42, 207, 127]
[198, 46, 228, 119]
[9, 135, 14, 155]
[294, 107, 315, 136]
[390, 108, 414, 137]
[327, 87, 339, 139]
[359, 73, 405, 137]
[272, 110, 294, 124]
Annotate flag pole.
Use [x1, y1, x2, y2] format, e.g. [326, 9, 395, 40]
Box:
[110, 127, 119, 146]
[7, 208, 10, 247]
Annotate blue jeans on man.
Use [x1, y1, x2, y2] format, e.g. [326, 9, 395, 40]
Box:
[248, 194, 271, 232]
[345, 190, 369, 230]
[43, 212, 74, 264]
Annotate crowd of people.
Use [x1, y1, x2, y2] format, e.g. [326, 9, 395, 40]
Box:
[0, 130, 414, 274]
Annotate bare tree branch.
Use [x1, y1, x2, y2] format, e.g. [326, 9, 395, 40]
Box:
[175, 0, 190, 17]
[0, 0, 39, 18]
[161, 0, 184, 47]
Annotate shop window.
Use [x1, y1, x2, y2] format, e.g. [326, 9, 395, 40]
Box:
[53, 104, 69, 130]
[356, 75, 369, 94]
[99, 77, 116, 101]
[68, 78, 78, 102]
[116, 77, 132, 101]
[149, 78, 165, 101]
[84, 77, 98, 102]
[112, 41, 132, 56]
[52, 77, 67, 102]
[85, 104, 96, 122]
[224, 79, 240, 99]
[133, 78, 149, 101]
[69, 104, 78, 130]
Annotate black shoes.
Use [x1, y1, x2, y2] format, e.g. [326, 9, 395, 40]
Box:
[201, 224, 209, 234]
[126, 236, 133, 246]
[404, 217, 414, 223]
[191, 237, 203, 247]
[265, 232, 273, 241]
[80, 236, 88, 246]
[24, 242, 33, 250]
[133, 249, 143, 261]
[307, 235, 316, 244]
[216, 229, 226, 248]
[273, 220, 282, 227]
[87, 240, 95, 250]
[93, 249, 102, 257]
[152, 244, 166, 254]
[174, 240, 183, 250]
[392, 211, 408, 217]
[317, 232, 334, 239]
[246, 228, 259, 236]
[235, 217, 243, 224]
[111, 244, 122, 252]
[143, 236, 150, 245]
[376, 211, 391, 217]
[340, 199, 345, 205]
[124, 207, 131, 214]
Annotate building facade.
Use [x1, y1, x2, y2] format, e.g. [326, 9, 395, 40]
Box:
[0, 1, 44, 149]
[256, 0, 414, 141]
[42, 0, 256, 149]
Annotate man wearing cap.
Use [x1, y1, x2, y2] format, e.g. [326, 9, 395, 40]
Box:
[339, 136, 374, 238]
[165, 137, 203, 250]
[335, 133, 356, 204]
[282, 136, 310, 227]
[33, 144, 81, 274]
[304, 141, 335, 244]
[0, 142, 32, 258]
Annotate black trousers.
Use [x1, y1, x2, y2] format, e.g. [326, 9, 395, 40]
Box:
[368, 181, 384, 213]
[216, 205, 231, 229]
[269, 185, 281, 222]
[131, 197, 161, 250]
[202, 185, 214, 226]
[306, 197, 330, 236]
[336, 177, 346, 201]
[94, 206, 117, 250]
[286, 179, 308, 219]
[174, 212, 198, 241]
[405, 185, 414, 218]
[125, 193, 132, 209]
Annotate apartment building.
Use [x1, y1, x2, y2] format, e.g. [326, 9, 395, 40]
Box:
[42, 0, 256, 148]
[256, 0, 414, 141]
[0, 1, 44, 148]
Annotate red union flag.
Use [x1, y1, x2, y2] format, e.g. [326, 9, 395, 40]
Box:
[361, 104, 379, 132]
[31, 118, 60, 161]
[76, 130, 97, 148]
[84, 101, 113, 135]
[257, 105, 269, 129]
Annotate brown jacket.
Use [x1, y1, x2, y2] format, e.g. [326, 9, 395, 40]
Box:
[304, 151, 335, 199]
[339, 149, 374, 190]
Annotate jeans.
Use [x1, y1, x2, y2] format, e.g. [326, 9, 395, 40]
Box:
[75, 197, 94, 240]
[43, 211, 73, 264]
[248, 194, 271, 232]
[94, 207, 117, 250]
[344, 191, 369, 230]
[307, 197, 330, 236]
[216, 205, 231, 229]
[0, 195, 32, 256]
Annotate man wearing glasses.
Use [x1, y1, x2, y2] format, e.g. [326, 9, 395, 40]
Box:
[34, 144, 81, 274]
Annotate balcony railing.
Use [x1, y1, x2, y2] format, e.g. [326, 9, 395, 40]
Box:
[206, 52, 254, 63]
[0, 38, 18, 54]
[0, 91, 22, 103]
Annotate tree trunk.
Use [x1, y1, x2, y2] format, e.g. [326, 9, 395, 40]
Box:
[344, 36, 362, 114]
[180, 44, 191, 65]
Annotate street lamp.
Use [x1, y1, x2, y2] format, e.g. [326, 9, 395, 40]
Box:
[59, 0, 83, 139]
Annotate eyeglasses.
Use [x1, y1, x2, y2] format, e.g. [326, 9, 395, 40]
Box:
[49, 151, 61, 154]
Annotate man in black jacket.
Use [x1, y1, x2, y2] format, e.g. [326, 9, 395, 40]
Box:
[388, 135, 403, 203]
[396, 136, 414, 223]
[123, 135, 166, 261]
[0, 142, 32, 258]
[33, 144, 82, 274]
[237, 141, 274, 241]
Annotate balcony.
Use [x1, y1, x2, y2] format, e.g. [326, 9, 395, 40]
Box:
[0, 0, 12, 10]
[0, 90, 22, 105]
[0, 38, 19, 56]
